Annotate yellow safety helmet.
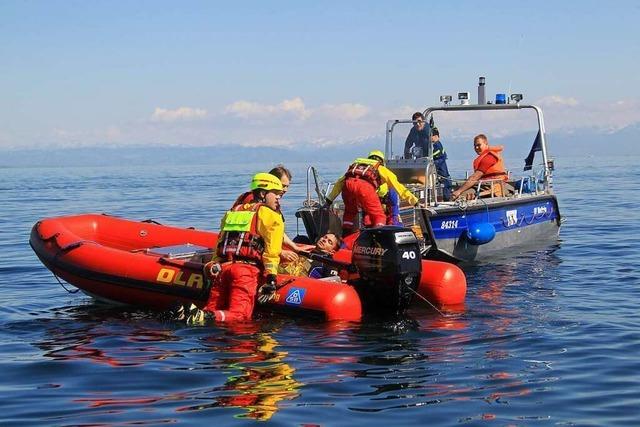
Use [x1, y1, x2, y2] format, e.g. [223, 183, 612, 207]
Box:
[250, 172, 283, 192]
[368, 150, 385, 163]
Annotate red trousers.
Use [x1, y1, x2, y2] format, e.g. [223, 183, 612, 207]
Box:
[363, 206, 397, 227]
[204, 263, 261, 322]
[342, 178, 386, 233]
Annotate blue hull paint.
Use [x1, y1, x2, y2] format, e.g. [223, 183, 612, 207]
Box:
[430, 198, 559, 240]
[422, 195, 561, 261]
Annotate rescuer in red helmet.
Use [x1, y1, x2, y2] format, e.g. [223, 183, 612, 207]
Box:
[325, 150, 420, 236]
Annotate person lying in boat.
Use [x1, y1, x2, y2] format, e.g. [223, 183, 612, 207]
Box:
[451, 133, 510, 201]
[278, 232, 343, 279]
[232, 165, 302, 263]
[325, 150, 419, 236]
[180, 172, 285, 324]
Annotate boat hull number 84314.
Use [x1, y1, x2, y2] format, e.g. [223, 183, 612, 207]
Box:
[441, 220, 458, 229]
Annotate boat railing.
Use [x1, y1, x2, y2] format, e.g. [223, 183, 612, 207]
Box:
[304, 165, 327, 208]
[305, 165, 314, 206]
[453, 170, 546, 201]
[473, 177, 515, 200]
[421, 104, 552, 194]
[385, 103, 554, 207]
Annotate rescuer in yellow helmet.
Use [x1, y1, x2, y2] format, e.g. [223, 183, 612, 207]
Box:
[185, 172, 285, 324]
[230, 165, 302, 263]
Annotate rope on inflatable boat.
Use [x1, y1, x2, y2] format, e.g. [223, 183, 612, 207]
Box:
[406, 286, 448, 317]
[52, 270, 80, 294]
[34, 221, 82, 294]
[276, 277, 296, 290]
[51, 242, 85, 294]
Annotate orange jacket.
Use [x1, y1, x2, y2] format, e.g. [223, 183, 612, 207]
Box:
[473, 146, 508, 181]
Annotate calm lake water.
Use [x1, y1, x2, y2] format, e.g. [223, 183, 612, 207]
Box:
[1, 155, 639, 426]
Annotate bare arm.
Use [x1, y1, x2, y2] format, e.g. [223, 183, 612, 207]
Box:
[451, 170, 483, 200]
[281, 233, 300, 262]
[283, 233, 296, 248]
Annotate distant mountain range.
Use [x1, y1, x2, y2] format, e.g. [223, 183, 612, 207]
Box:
[1, 124, 638, 168]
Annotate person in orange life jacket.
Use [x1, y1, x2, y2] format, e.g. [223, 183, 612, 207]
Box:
[363, 183, 402, 227]
[451, 134, 509, 201]
[431, 127, 453, 201]
[404, 112, 429, 159]
[325, 150, 419, 236]
[187, 173, 285, 324]
[232, 165, 301, 263]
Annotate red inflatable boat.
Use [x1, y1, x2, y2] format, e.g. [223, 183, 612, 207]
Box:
[30, 214, 466, 321]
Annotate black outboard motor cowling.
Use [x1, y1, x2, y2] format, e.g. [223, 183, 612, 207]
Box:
[352, 226, 422, 315]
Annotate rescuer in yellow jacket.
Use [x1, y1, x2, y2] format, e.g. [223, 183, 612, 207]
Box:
[184, 173, 285, 324]
[325, 150, 419, 235]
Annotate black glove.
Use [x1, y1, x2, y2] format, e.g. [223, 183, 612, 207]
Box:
[323, 199, 333, 209]
[257, 274, 278, 304]
[166, 302, 187, 321]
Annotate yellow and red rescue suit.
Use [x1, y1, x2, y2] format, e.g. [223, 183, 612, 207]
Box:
[204, 202, 284, 322]
[327, 158, 418, 233]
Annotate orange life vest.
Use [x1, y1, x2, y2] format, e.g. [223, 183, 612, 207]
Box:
[473, 146, 508, 181]
[232, 191, 254, 208]
[216, 203, 265, 265]
[344, 157, 382, 188]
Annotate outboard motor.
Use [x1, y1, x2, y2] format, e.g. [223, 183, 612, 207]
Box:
[352, 226, 422, 315]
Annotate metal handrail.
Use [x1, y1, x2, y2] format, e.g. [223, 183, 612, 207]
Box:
[305, 166, 312, 204]
[385, 103, 553, 206]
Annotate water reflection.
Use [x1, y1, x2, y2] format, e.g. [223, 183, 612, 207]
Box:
[38, 307, 181, 367]
[35, 309, 303, 422]
[340, 316, 466, 412]
[27, 244, 564, 422]
[338, 247, 565, 414]
[179, 323, 303, 421]
[457, 251, 563, 407]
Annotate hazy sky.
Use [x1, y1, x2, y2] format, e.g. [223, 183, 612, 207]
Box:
[2, 1, 639, 150]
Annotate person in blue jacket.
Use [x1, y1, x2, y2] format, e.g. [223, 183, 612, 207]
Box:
[431, 127, 452, 201]
[403, 112, 429, 159]
[380, 185, 402, 226]
[362, 183, 402, 227]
